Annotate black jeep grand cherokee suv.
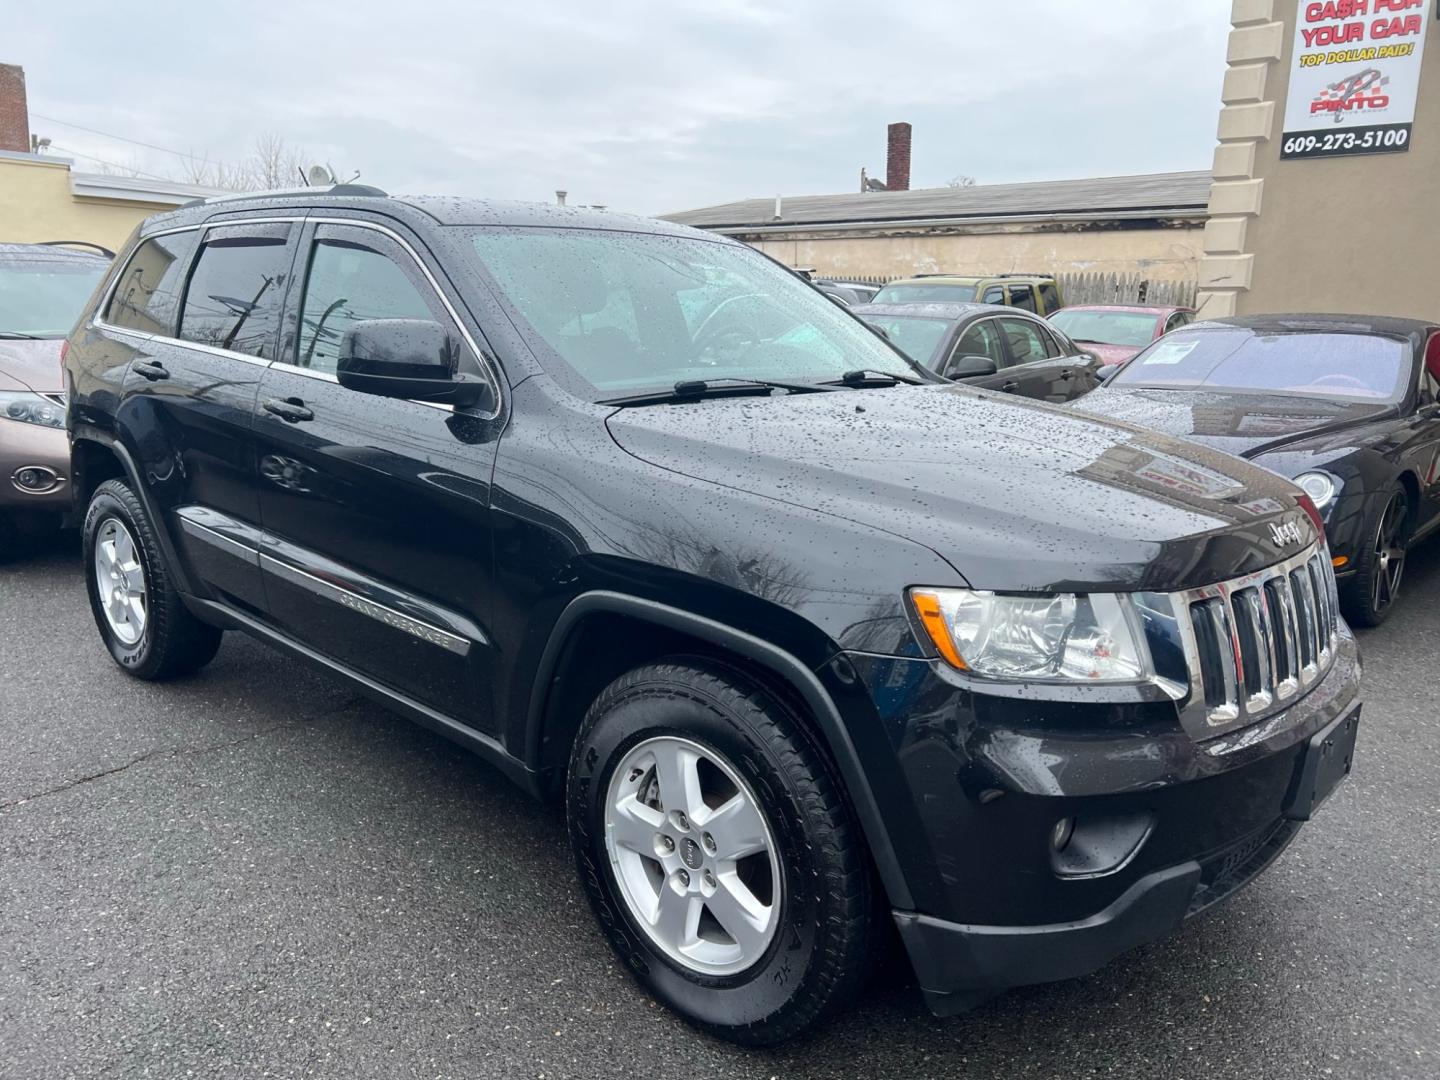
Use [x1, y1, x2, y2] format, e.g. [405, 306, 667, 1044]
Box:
[64, 187, 1362, 1044]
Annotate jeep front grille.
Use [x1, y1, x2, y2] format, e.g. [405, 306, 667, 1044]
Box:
[1177, 544, 1339, 734]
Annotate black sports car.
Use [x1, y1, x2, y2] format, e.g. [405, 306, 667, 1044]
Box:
[1076, 314, 1440, 625]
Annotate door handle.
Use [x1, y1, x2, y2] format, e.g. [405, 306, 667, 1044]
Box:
[263, 397, 314, 423]
[1001, 381, 1019, 393]
[1059, 368, 1074, 379]
[133, 361, 169, 381]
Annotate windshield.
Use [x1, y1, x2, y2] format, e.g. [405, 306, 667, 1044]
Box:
[872, 282, 977, 304]
[0, 258, 107, 337]
[465, 228, 917, 397]
[860, 314, 950, 365]
[1049, 309, 1160, 347]
[1114, 329, 1411, 402]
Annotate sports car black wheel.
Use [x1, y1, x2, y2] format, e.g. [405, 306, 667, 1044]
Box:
[1345, 484, 1409, 627]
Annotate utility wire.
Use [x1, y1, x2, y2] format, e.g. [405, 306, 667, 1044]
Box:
[44, 144, 181, 183]
[31, 112, 241, 170]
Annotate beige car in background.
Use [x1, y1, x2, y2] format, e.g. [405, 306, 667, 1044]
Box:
[0, 242, 111, 558]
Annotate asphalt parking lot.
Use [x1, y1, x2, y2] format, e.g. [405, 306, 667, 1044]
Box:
[1, 542, 1437, 1080]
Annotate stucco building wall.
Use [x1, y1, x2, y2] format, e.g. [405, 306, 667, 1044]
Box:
[1200, 0, 1438, 319]
[0, 154, 198, 251]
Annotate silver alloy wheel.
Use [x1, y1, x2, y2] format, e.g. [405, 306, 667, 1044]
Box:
[1370, 493, 1407, 615]
[603, 735, 782, 976]
[94, 517, 147, 646]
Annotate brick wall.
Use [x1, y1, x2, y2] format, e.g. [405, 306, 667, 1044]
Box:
[0, 64, 29, 153]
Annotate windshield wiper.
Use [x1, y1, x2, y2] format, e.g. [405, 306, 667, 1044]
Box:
[0, 331, 44, 340]
[826, 368, 927, 387]
[598, 377, 836, 407]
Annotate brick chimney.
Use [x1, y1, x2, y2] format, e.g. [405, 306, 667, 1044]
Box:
[885, 122, 912, 193]
[0, 63, 30, 153]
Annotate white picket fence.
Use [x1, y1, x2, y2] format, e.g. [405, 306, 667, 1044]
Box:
[1056, 272, 1198, 309]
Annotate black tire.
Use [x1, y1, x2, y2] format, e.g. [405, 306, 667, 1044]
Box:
[566, 658, 873, 1045]
[1344, 484, 1410, 628]
[82, 479, 222, 679]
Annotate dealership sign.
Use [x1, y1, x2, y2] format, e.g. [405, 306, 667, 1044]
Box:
[1282, 0, 1431, 159]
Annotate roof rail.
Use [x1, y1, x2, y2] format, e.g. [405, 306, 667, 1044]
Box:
[995, 272, 1051, 279]
[183, 182, 389, 209]
[36, 240, 116, 258]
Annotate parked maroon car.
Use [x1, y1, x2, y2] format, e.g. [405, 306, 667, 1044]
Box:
[1048, 304, 1195, 370]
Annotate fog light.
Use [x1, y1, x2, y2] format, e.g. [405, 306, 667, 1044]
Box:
[1052, 812, 1156, 879]
[12, 466, 59, 493]
[1051, 817, 1075, 852]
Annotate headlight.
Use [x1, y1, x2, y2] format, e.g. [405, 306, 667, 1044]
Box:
[910, 588, 1152, 682]
[1294, 471, 1337, 511]
[0, 391, 66, 430]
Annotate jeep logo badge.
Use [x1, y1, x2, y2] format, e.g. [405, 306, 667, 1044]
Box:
[1270, 519, 1305, 549]
[680, 837, 704, 870]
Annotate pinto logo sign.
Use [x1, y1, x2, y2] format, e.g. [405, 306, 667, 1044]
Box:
[1281, 0, 1430, 159]
[1310, 67, 1390, 122]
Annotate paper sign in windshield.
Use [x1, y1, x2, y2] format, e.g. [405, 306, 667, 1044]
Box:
[1142, 340, 1199, 366]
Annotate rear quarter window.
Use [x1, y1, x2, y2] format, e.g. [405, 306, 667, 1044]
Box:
[105, 231, 200, 336]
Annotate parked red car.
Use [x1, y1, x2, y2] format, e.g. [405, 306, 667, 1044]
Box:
[1047, 304, 1194, 370]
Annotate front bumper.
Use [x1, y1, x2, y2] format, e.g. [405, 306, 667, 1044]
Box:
[896, 813, 1306, 1015]
[839, 620, 1362, 1015]
[0, 417, 70, 511]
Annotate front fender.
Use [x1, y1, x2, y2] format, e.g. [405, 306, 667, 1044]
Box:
[524, 589, 924, 910]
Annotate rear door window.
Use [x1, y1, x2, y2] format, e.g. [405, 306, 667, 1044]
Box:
[105, 231, 200, 336]
[1008, 284, 1036, 313]
[179, 224, 294, 359]
[997, 317, 1048, 365]
[1039, 283, 1061, 314]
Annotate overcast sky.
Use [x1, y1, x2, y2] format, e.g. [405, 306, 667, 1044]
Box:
[11, 0, 1232, 214]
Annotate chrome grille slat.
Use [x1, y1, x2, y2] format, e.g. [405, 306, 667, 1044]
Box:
[1176, 543, 1339, 735]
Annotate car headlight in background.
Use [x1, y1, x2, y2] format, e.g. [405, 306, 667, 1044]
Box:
[0, 392, 66, 430]
[1294, 471, 1337, 511]
[910, 588, 1153, 682]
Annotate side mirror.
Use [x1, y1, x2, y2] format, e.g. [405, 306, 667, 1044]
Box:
[336, 319, 486, 407]
[1096, 364, 1121, 384]
[943, 354, 998, 379]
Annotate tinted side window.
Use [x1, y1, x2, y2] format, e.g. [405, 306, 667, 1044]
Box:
[296, 233, 441, 374]
[179, 227, 293, 359]
[1166, 312, 1191, 333]
[1039, 283, 1061, 314]
[1008, 284, 1036, 313]
[982, 287, 1005, 305]
[105, 231, 199, 336]
[998, 317, 1047, 365]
